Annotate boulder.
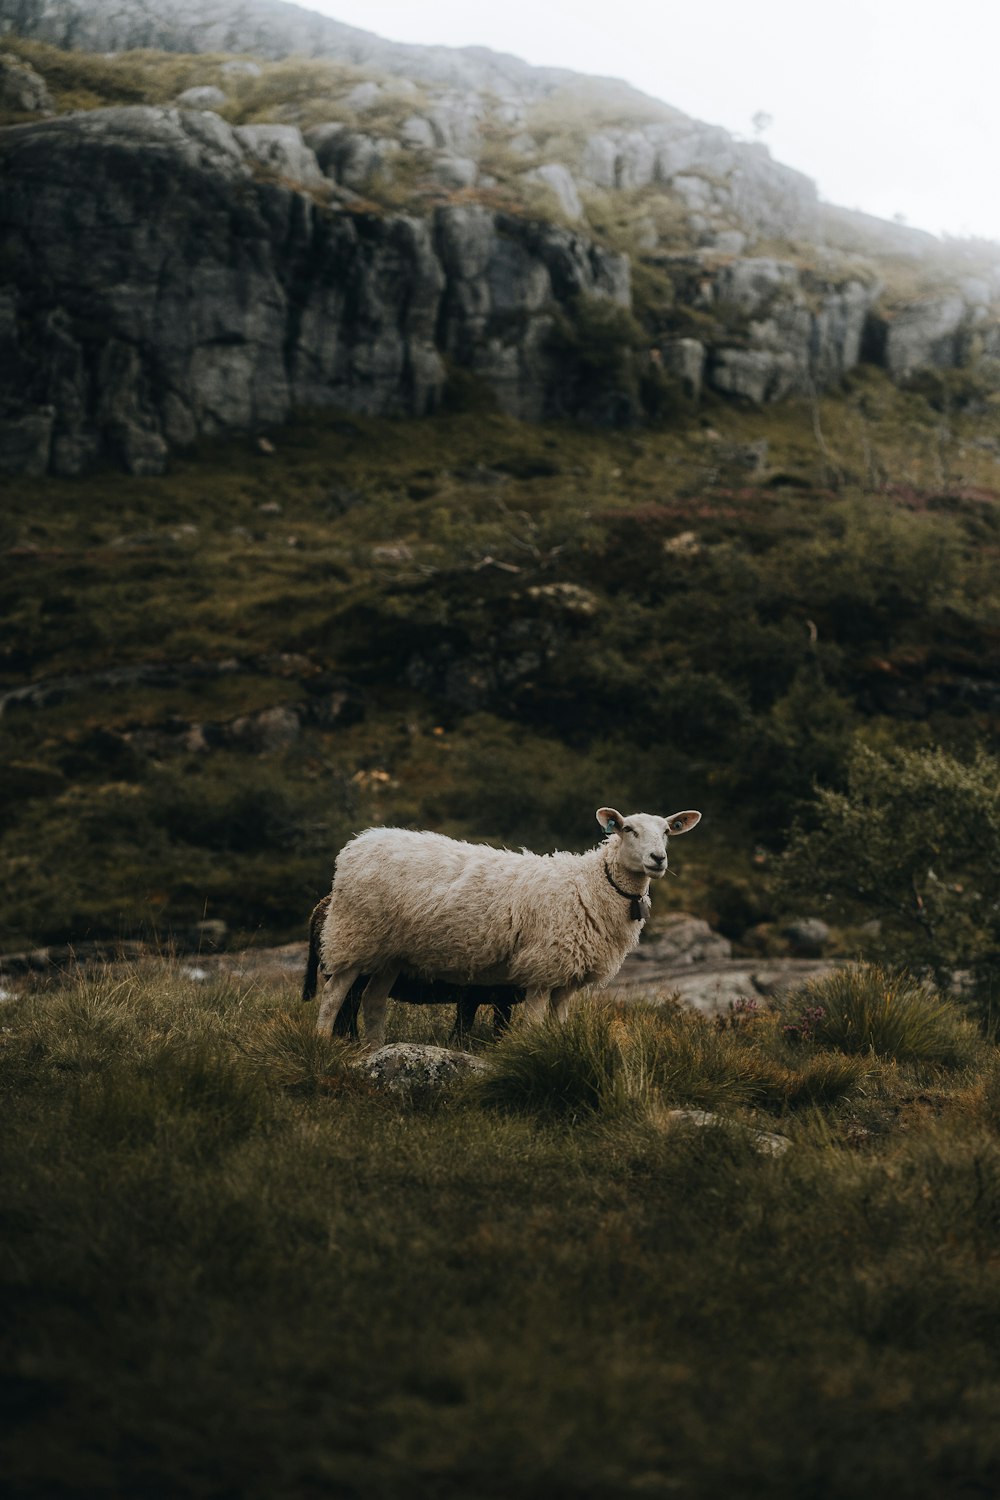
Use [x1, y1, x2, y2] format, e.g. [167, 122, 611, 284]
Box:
[632, 913, 732, 967]
[309, 129, 393, 191]
[713, 257, 802, 317]
[358, 1043, 491, 1096]
[220, 60, 262, 80]
[580, 132, 617, 188]
[234, 124, 327, 189]
[523, 163, 583, 221]
[401, 114, 436, 150]
[426, 94, 484, 155]
[344, 81, 381, 112]
[175, 85, 227, 111]
[431, 152, 478, 190]
[709, 348, 799, 405]
[782, 917, 831, 958]
[226, 705, 300, 752]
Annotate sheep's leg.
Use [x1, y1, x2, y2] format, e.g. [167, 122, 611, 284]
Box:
[492, 1000, 513, 1038]
[449, 992, 479, 1048]
[522, 987, 551, 1024]
[552, 986, 576, 1023]
[360, 967, 398, 1049]
[316, 964, 362, 1036]
[333, 975, 366, 1041]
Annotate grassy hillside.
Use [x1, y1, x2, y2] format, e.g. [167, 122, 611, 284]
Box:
[3, 965, 1000, 1498]
[2, 373, 1000, 955]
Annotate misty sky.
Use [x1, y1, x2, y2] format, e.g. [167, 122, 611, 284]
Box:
[308, 0, 1000, 244]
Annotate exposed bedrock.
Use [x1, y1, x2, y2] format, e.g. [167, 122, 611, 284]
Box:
[2, 104, 998, 476]
[0, 106, 634, 473]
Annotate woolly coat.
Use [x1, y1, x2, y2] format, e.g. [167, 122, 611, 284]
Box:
[319, 827, 647, 996]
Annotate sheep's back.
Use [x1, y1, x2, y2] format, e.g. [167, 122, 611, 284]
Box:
[325, 829, 589, 980]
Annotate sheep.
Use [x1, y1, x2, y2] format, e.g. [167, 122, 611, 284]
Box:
[315, 805, 701, 1042]
[302, 893, 521, 1041]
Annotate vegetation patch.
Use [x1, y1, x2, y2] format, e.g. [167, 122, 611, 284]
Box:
[3, 967, 1000, 1498]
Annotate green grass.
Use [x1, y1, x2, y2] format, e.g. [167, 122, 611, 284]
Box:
[3, 966, 1000, 1498]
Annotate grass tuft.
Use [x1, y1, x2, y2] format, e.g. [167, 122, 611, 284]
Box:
[477, 1003, 652, 1120]
[785, 964, 977, 1067]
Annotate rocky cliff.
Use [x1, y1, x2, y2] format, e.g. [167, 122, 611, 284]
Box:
[1, 0, 999, 475]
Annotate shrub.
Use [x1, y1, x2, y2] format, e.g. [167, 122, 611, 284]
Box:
[779, 742, 1000, 989]
[784, 965, 976, 1068]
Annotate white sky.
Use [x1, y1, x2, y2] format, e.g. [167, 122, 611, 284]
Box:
[305, 0, 1000, 243]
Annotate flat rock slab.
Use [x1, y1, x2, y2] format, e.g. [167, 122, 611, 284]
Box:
[664, 1108, 791, 1157]
[613, 957, 838, 1014]
[357, 1043, 491, 1095]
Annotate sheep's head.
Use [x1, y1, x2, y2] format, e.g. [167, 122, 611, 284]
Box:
[597, 807, 701, 878]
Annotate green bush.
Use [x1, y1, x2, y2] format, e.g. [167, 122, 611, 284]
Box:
[779, 742, 1000, 987]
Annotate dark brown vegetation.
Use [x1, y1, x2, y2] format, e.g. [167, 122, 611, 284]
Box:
[2, 370, 1000, 977]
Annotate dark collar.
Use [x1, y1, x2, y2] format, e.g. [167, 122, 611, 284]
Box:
[604, 860, 651, 923]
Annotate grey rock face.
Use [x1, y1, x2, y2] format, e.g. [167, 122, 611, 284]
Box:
[695, 257, 876, 402]
[0, 54, 53, 113]
[235, 123, 326, 188]
[304, 128, 392, 191]
[523, 162, 583, 221]
[0, 106, 638, 473]
[435, 204, 629, 420]
[884, 295, 966, 380]
[430, 152, 478, 190]
[659, 338, 706, 399]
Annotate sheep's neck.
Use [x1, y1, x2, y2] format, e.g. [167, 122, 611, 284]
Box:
[604, 855, 649, 898]
[603, 858, 651, 923]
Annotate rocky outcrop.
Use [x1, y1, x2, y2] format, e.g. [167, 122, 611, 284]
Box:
[579, 121, 819, 242]
[657, 254, 876, 403]
[0, 106, 630, 473]
[2, 5, 998, 470]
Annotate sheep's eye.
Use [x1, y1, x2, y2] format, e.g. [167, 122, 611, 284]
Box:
[623, 825, 634, 835]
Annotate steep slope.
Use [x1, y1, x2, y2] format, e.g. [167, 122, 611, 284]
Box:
[1, 10, 999, 475]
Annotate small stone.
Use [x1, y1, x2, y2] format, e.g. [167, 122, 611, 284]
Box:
[664, 1108, 791, 1156]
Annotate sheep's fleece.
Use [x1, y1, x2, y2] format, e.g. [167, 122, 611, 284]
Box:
[317, 807, 700, 1034]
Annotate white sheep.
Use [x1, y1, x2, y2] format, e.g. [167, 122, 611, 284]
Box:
[316, 805, 701, 1042]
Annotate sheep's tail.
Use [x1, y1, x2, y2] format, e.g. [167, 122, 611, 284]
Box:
[302, 893, 331, 1002]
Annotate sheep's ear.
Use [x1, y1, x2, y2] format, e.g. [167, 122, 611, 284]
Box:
[664, 810, 701, 836]
[597, 807, 625, 834]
